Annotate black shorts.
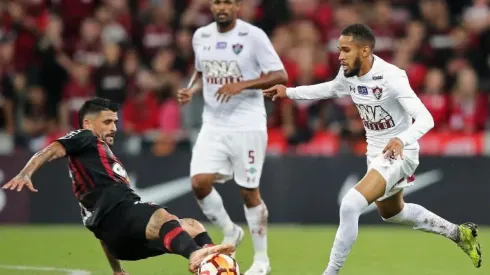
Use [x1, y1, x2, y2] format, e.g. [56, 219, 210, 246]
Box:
[91, 199, 170, 261]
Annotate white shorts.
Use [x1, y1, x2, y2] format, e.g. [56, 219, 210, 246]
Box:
[190, 129, 267, 188]
[367, 150, 419, 201]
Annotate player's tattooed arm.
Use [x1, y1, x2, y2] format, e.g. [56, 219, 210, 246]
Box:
[3, 142, 66, 192]
[19, 142, 67, 178]
[100, 240, 126, 274]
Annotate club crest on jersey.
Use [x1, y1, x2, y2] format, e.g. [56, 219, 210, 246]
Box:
[357, 85, 368, 95]
[232, 43, 243, 54]
[372, 86, 383, 99]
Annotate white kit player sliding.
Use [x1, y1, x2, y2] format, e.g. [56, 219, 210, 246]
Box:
[177, 1, 287, 274]
[264, 23, 482, 274]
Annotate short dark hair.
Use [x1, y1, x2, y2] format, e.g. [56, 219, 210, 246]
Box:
[78, 97, 119, 128]
[341, 23, 376, 49]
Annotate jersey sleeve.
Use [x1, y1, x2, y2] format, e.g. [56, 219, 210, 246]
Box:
[253, 28, 285, 73]
[286, 68, 348, 100]
[192, 29, 203, 72]
[56, 129, 98, 156]
[389, 70, 435, 146]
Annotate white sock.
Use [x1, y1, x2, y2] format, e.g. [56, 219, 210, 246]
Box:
[323, 189, 368, 275]
[197, 188, 234, 233]
[383, 203, 459, 241]
[244, 201, 269, 262]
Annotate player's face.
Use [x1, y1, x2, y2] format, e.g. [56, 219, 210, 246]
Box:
[210, 0, 239, 27]
[338, 35, 365, 78]
[90, 110, 118, 146]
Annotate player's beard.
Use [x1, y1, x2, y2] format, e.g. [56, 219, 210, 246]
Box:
[215, 18, 234, 29]
[344, 56, 361, 78]
[103, 133, 115, 146]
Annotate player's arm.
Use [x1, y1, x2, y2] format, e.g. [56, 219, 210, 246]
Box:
[264, 69, 346, 101]
[20, 142, 67, 178]
[236, 70, 288, 90]
[392, 72, 435, 147]
[177, 30, 204, 105]
[383, 71, 434, 159]
[2, 141, 66, 192]
[100, 240, 127, 274]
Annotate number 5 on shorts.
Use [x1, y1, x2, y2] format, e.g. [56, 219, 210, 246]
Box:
[248, 150, 255, 164]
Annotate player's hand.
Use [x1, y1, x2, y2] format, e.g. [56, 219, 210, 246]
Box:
[215, 82, 245, 103]
[177, 88, 193, 105]
[382, 137, 404, 160]
[2, 173, 38, 192]
[263, 84, 287, 101]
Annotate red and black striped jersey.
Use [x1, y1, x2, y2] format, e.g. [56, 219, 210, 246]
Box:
[56, 129, 139, 227]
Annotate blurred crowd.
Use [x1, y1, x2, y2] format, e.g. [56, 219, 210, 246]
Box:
[0, 0, 489, 156]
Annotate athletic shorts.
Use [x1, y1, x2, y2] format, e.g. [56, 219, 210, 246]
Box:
[91, 199, 169, 261]
[367, 150, 419, 201]
[190, 129, 267, 189]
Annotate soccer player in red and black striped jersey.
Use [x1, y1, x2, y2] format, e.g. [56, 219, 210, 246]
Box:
[3, 97, 234, 274]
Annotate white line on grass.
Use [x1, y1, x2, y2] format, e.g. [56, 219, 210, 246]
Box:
[0, 264, 91, 275]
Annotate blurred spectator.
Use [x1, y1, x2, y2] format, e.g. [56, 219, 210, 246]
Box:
[37, 13, 67, 117]
[419, 68, 449, 130]
[141, 5, 174, 62]
[95, 43, 127, 105]
[21, 85, 49, 138]
[122, 70, 159, 135]
[173, 28, 194, 76]
[180, 0, 212, 28]
[448, 68, 487, 133]
[59, 62, 95, 130]
[72, 18, 104, 68]
[96, 4, 128, 44]
[56, 0, 97, 42]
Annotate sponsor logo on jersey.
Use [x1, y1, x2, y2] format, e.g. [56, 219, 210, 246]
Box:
[372, 86, 383, 99]
[357, 85, 368, 95]
[201, 60, 244, 84]
[372, 75, 383, 80]
[216, 41, 227, 49]
[355, 103, 395, 130]
[232, 43, 243, 54]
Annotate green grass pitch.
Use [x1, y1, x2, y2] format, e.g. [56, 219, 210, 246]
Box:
[0, 225, 487, 275]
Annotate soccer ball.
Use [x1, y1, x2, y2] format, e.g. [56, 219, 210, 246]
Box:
[197, 253, 240, 275]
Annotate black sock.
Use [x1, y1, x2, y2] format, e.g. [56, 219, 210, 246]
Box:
[194, 232, 214, 247]
[159, 220, 200, 258]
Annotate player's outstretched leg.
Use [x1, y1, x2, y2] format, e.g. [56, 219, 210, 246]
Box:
[179, 218, 215, 248]
[241, 187, 270, 275]
[146, 209, 235, 273]
[379, 193, 482, 268]
[323, 169, 384, 275]
[193, 174, 244, 250]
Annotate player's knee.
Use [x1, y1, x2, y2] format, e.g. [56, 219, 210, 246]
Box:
[146, 209, 179, 239]
[191, 174, 214, 190]
[239, 187, 262, 208]
[179, 218, 206, 238]
[339, 192, 365, 218]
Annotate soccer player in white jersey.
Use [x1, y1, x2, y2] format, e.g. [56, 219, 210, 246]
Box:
[177, 1, 287, 274]
[264, 23, 482, 274]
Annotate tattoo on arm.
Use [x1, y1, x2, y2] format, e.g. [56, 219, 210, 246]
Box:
[20, 142, 66, 178]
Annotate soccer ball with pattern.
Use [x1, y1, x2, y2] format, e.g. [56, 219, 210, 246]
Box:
[197, 253, 240, 275]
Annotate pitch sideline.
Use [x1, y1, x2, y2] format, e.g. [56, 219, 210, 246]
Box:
[0, 264, 91, 275]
